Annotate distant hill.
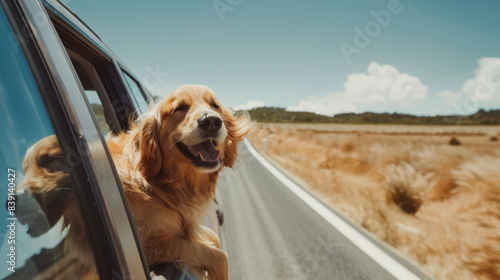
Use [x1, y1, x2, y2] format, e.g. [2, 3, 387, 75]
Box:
[246, 107, 500, 125]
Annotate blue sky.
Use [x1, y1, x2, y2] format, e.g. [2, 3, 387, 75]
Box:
[66, 0, 500, 116]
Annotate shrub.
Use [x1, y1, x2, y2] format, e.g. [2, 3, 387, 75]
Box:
[383, 164, 432, 215]
[449, 137, 461, 145]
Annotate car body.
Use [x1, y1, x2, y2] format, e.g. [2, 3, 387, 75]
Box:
[0, 0, 223, 279]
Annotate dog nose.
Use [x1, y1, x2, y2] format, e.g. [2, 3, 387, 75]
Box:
[198, 113, 223, 132]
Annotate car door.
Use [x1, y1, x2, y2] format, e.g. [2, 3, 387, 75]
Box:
[0, 0, 149, 279]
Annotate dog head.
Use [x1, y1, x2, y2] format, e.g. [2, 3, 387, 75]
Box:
[17, 135, 74, 236]
[136, 85, 254, 178]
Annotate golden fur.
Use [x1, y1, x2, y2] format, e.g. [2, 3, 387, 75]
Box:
[19, 85, 254, 279]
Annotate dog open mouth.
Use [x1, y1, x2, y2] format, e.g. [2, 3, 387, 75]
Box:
[176, 139, 221, 168]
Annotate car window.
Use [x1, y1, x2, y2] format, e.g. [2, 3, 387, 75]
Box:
[65, 48, 118, 135]
[0, 11, 100, 280]
[122, 71, 150, 114]
[85, 89, 109, 133]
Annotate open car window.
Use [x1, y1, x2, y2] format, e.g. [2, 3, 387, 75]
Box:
[65, 48, 117, 135]
[59, 43, 123, 135]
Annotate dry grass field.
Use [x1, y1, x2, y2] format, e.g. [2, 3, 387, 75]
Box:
[248, 123, 500, 280]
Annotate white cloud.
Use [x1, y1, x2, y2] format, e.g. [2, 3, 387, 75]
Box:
[286, 93, 357, 116]
[435, 57, 500, 115]
[461, 57, 500, 102]
[287, 62, 429, 116]
[232, 100, 265, 110]
[344, 62, 428, 105]
[437, 90, 463, 106]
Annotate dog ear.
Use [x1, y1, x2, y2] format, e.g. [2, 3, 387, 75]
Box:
[138, 116, 163, 178]
[222, 109, 255, 168]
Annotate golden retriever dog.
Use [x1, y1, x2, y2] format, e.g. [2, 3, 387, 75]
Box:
[17, 85, 254, 279]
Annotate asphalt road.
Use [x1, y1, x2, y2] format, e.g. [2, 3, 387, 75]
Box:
[217, 141, 430, 280]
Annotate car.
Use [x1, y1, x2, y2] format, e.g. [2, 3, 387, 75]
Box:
[0, 0, 224, 279]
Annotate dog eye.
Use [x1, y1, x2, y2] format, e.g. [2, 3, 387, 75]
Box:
[211, 103, 220, 110]
[173, 104, 189, 113]
[38, 154, 68, 173]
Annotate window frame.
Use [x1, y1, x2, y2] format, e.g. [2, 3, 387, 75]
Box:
[0, 0, 151, 279]
[120, 67, 152, 115]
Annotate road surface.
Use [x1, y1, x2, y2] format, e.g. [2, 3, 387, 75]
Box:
[217, 141, 431, 280]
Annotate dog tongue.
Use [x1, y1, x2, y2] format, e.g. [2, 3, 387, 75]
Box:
[188, 140, 220, 162]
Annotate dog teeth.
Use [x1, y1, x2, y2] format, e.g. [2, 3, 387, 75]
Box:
[200, 153, 208, 162]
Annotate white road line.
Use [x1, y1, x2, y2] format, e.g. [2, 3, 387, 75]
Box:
[243, 139, 423, 280]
